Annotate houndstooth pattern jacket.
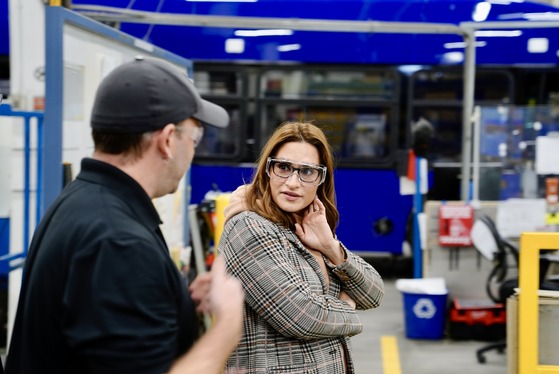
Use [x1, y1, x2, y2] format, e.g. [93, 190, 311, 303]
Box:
[219, 211, 385, 374]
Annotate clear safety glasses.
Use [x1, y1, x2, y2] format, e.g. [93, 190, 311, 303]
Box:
[266, 157, 327, 186]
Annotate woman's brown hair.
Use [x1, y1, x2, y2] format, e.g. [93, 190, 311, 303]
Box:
[246, 121, 339, 234]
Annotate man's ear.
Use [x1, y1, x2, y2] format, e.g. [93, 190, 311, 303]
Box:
[157, 123, 176, 160]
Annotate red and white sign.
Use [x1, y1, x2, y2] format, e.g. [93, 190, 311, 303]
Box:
[438, 205, 474, 246]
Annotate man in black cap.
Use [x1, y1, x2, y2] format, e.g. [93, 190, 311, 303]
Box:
[5, 57, 244, 374]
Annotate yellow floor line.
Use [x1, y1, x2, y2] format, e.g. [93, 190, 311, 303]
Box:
[381, 335, 402, 374]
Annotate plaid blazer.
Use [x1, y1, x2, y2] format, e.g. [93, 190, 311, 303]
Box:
[219, 211, 384, 374]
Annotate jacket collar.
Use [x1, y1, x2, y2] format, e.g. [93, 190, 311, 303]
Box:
[77, 158, 163, 230]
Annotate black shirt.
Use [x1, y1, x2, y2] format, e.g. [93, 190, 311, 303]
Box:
[6, 158, 197, 374]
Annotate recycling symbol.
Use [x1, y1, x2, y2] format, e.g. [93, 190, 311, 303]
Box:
[412, 298, 436, 319]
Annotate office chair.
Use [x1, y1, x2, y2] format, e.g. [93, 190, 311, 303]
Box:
[470, 215, 517, 364]
[471, 214, 559, 364]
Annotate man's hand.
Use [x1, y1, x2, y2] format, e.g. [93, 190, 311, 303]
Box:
[189, 256, 244, 316]
[171, 257, 244, 374]
[189, 272, 212, 313]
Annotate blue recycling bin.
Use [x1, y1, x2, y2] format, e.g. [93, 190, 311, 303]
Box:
[402, 291, 448, 339]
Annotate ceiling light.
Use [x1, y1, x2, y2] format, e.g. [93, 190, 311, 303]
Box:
[234, 29, 293, 37]
[487, 0, 524, 4]
[187, 0, 257, 2]
[277, 44, 301, 52]
[523, 12, 559, 21]
[441, 52, 464, 64]
[527, 38, 548, 53]
[475, 30, 522, 37]
[398, 65, 424, 75]
[444, 41, 487, 48]
[225, 38, 245, 53]
[473, 2, 491, 22]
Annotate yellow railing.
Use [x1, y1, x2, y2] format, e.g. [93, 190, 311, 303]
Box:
[518, 232, 559, 374]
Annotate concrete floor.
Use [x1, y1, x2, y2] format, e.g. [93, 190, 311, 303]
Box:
[351, 279, 507, 374]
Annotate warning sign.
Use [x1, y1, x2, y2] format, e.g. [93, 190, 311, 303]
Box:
[439, 205, 473, 246]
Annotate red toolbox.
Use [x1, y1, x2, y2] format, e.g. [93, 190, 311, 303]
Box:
[448, 298, 506, 341]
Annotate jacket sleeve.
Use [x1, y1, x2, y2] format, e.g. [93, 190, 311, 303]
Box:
[324, 241, 385, 311]
[219, 212, 364, 340]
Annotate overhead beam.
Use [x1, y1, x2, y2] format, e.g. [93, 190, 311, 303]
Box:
[72, 4, 466, 35]
[461, 20, 559, 29]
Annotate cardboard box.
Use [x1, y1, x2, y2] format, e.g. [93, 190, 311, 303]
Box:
[507, 294, 559, 374]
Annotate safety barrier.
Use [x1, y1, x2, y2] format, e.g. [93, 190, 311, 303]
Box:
[0, 104, 44, 272]
[518, 232, 559, 374]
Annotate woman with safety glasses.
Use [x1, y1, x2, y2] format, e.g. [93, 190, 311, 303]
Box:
[218, 121, 384, 374]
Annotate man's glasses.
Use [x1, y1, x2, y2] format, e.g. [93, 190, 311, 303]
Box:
[266, 157, 327, 186]
[176, 124, 204, 147]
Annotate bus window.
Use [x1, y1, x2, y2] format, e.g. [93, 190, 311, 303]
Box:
[258, 67, 399, 167]
[193, 67, 249, 161]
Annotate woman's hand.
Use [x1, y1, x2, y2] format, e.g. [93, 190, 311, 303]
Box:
[294, 197, 345, 265]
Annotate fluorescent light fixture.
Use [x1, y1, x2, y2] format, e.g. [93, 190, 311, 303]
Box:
[277, 44, 301, 52]
[225, 38, 245, 53]
[498, 12, 525, 20]
[527, 38, 548, 53]
[487, 0, 524, 4]
[234, 29, 293, 37]
[473, 2, 491, 22]
[523, 12, 559, 21]
[441, 51, 464, 64]
[475, 30, 522, 37]
[444, 41, 487, 48]
[187, 0, 257, 2]
[397, 65, 424, 75]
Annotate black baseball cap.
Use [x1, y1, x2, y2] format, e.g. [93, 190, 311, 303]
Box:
[91, 56, 229, 133]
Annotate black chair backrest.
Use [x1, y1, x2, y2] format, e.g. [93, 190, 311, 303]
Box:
[478, 214, 519, 264]
[475, 214, 519, 303]
[477, 214, 559, 299]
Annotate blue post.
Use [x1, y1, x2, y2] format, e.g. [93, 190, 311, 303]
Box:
[413, 156, 423, 278]
[23, 117, 31, 254]
[36, 116, 44, 221]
